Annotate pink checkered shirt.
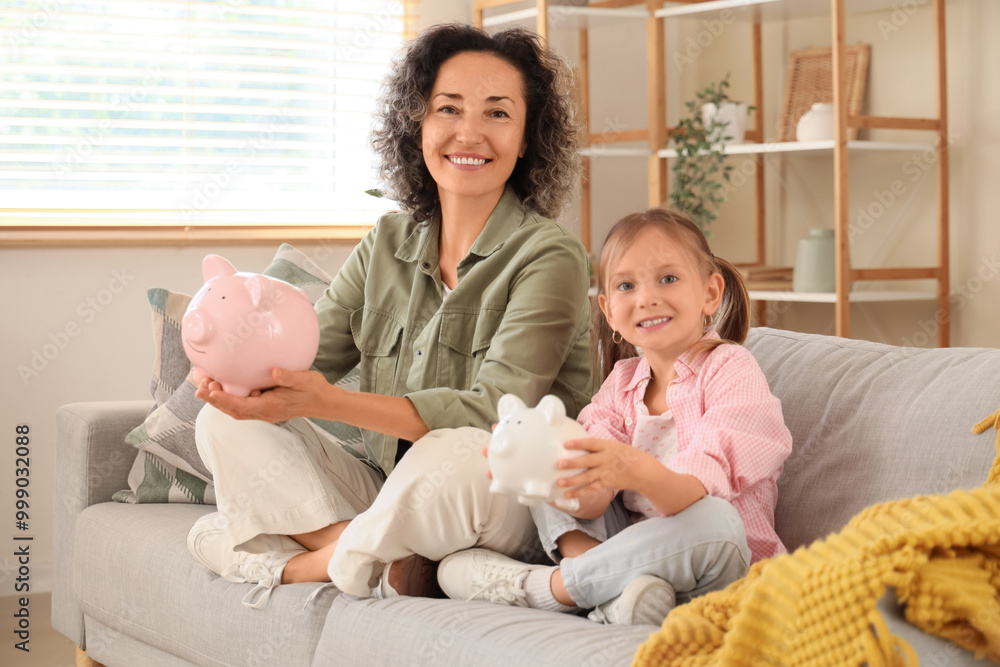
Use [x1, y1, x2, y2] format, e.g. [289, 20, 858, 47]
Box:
[578, 333, 793, 562]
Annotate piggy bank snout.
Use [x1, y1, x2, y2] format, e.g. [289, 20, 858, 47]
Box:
[182, 309, 213, 344]
[489, 433, 512, 457]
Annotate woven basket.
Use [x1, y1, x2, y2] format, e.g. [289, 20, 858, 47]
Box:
[777, 44, 870, 142]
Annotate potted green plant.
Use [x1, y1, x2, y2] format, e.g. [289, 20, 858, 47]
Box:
[668, 74, 751, 234]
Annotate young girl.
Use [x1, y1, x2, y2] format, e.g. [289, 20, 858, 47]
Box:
[436, 208, 793, 625]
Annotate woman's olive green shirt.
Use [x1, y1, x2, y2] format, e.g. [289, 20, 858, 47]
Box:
[312, 187, 594, 474]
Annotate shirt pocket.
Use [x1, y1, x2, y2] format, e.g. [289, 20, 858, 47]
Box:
[350, 307, 404, 396]
[437, 308, 505, 388]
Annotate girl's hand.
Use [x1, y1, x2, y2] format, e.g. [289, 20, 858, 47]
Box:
[195, 368, 333, 423]
[557, 437, 656, 499]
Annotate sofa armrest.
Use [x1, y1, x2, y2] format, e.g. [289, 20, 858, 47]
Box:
[52, 400, 152, 648]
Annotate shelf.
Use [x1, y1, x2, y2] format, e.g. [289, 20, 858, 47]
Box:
[580, 146, 652, 158]
[657, 139, 936, 159]
[748, 289, 937, 304]
[591, 288, 937, 303]
[482, 4, 650, 31]
[477, 0, 950, 344]
[656, 0, 903, 22]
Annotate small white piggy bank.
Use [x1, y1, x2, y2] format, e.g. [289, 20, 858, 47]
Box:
[488, 394, 588, 511]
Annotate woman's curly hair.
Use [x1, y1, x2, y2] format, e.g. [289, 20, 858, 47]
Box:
[371, 23, 582, 222]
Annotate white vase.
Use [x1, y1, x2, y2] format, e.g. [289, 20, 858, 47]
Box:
[796, 102, 835, 142]
[792, 228, 836, 292]
[702, 102, 747, 145]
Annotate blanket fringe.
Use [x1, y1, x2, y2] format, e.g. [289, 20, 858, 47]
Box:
[973, 406, 1000, 485]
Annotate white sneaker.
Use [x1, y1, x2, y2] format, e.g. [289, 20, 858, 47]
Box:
[371, 554, 439, 599]
[437, 548, 545, 607]
[186, 512, 305, 609]
[588, 575, 676, 625]
[221, 551, 299, 609]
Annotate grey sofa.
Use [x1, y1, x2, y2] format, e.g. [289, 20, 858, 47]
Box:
[53, 327, 999, 666]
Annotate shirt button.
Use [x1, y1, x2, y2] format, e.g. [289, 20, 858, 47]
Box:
[625, 418, 633, 426]
[420, 261, 431, 270]
[417, 350, 422, 356]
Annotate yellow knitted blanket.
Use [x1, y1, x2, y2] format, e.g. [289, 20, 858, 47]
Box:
[633, 408, 1000, 666]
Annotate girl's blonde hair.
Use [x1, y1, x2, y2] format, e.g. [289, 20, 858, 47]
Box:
[594, 208, 750, 381]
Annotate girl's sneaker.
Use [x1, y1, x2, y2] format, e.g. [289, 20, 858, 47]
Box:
[587, 575, 676, 625]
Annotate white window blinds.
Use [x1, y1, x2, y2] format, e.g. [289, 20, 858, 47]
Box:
[0, 0, 411, 229]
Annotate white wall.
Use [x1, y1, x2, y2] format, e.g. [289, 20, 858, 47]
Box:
[415, 0, 471, 30]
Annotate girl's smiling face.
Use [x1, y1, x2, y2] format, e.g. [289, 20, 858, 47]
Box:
[421, 51, 528, 208]
[599, 227, 723, 365]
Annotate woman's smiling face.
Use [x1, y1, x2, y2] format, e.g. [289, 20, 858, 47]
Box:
[421, 51, 528, 208]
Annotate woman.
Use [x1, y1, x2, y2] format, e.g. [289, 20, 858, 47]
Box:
[187, 22, 593, 607]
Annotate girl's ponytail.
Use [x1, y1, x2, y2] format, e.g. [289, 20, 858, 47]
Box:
[711, 257, 750, 345]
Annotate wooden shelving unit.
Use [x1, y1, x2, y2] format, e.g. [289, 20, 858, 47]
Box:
[474, 0, 658, 255]
[474, 0, 951, 346]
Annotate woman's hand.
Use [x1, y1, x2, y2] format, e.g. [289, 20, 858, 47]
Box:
[195, 368, 333, 423]
[557, 437, 656, 500]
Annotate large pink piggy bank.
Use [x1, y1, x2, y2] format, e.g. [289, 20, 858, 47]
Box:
[488, 394, 587, 511]
[181, 255, 320, 397]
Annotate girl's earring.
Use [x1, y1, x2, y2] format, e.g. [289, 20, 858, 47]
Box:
[611, 330, 624, 345]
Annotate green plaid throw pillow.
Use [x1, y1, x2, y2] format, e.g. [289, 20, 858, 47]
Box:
[113, 244, 362, 504]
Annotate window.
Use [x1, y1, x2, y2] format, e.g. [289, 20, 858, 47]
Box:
[0, 0, 414, 242]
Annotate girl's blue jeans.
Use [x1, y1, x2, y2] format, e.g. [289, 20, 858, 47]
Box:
[530, 495, 752, 608]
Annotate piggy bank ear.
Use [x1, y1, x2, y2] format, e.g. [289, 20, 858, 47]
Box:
[202, 255, 237, 282]
[537, 395, 566, 425]
[497, 394, 526, 419]
[245, 275, 270, 310]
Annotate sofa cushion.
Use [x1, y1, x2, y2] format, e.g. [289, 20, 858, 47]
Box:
[745, 327, 1000, 552]
[73, 503, 340, 666]
[313, 594, 654, 667]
